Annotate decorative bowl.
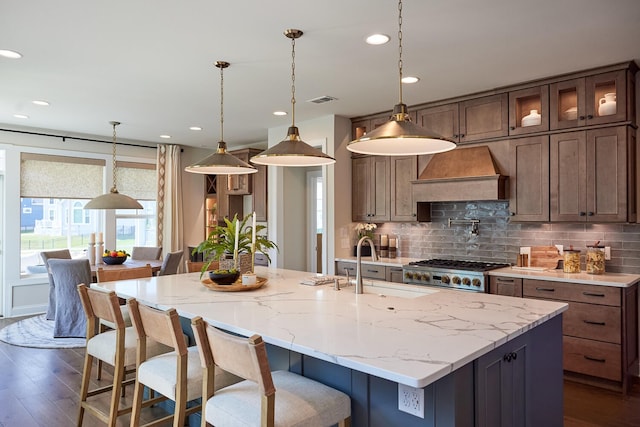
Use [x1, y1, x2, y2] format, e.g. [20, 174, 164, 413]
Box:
[103, 255, 128, 265]
[208, 270, 240, 285]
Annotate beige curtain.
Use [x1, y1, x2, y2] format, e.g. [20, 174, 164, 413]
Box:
[157, 145, 184, 269]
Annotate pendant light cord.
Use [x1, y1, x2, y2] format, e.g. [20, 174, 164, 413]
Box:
[220, 63, 224, 142]
[290, 34, 296, 128]
[110, 121, 120, 192]
[397, 0, 404, 105]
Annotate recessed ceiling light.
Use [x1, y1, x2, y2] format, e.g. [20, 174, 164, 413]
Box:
[273, 111, 287, 116]
[32, 100, 50, 106]
[159, 134, 171, 139]
[189, 126, 202, 131]
[14, 114, 29, 119]
[0, 49, 22, 59]
[366, 34, 390, 45]
[402, 76, 420, 84]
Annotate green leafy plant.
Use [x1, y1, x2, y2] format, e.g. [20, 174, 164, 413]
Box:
[192, 213, 278, 276]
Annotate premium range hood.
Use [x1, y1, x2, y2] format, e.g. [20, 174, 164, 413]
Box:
[411, 145, 508, 202]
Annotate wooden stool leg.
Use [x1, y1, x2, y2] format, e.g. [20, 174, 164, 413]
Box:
[129, 378, 145, 427]
[77, 353, 94, 427]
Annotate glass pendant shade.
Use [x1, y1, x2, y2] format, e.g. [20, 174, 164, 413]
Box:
[250, 29, 335, 167]
[186, 61, 257, 175]
[85, 121, 143, 210]
[348, 104, 456, 156]
[347, 0, 456, 156]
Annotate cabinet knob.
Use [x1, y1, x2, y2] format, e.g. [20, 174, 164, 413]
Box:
[453, 134, 459, 138]
[459, 134, 465, 138]
[509, 212, 515, 216]
[579, 212, 586, 216]
[587, 115, 593, 119]
[587, 211, 594, 216]
[510, 126, 515, 130]
[579, 115, 586, 120]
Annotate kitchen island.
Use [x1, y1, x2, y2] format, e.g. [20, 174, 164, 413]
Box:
[94, 266, 567, 426]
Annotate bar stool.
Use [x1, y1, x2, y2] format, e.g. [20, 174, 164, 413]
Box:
[76, 284, 171, 427]
[127, 298, 241, 427]
[191, 316, 352, 427]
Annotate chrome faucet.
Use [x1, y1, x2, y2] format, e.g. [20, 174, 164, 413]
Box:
[355, 236, 378, 294]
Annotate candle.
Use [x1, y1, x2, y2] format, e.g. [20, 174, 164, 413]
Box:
[251, 212, 256, 250]
[389, 238, 396, 248]
[89, 233, 95, 244]
[97, 232, 103, 243]
[381, 234, 388, 247]
[234, 219, 239, 256]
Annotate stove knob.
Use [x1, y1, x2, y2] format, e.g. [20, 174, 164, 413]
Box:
[472, 278, 481, 287]
[441, 275, 450, 284]
[462, 277, 471, 286]
[452, 276, 461, 285]
[405, 271, 413, 279]
[421, 273, 430, 281]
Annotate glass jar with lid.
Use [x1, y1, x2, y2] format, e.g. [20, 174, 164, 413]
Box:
[586, 245, 606, 274]
[563, 249, 581, 273]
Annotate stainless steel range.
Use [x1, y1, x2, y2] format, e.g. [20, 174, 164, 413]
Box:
[402, 259, 510, 292]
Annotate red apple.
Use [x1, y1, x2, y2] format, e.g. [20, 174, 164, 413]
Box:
[110, 250, 118, 257]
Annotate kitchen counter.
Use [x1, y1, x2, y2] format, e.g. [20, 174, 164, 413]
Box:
[94, 266, 566, 388]
[490, 266, 640, 288]
[334, 256, 419, 267]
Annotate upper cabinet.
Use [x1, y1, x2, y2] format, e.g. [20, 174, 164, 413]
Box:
[509, 136, 550, 222]
[550, 70, 633, 130]
[509, 86, 549, 136]
[416, 94, 508, 144]
[352, 155, 390, 222]
[390, 155, 418, 221]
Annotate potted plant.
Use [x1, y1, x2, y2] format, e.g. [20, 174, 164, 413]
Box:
[192, 213, 278, 277]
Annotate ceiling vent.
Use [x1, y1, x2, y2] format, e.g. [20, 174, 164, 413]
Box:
[307, 95, 338, 104]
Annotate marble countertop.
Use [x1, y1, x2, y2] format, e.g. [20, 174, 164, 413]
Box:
[93, 266, 566, 388]
[490, 267, 640, 288]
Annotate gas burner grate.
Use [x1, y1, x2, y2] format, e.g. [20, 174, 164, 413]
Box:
[408, 259, 510, 272]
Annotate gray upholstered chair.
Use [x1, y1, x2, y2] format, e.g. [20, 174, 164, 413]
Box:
[131, 246, 163, 260]
[158, 250, 183, 276]
[47, 258, 92, 338]
[40, 249, 72, 320]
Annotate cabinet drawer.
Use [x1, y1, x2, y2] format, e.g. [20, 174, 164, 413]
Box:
[523, 279, 620, 306]
[563, 301, 621, 344]
[489, 276, 523, 297]
[335, 261, 386, 280]
[563, 336, 621, 382]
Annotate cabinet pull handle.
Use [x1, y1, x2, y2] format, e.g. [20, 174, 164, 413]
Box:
[583, 320, 606, 326]
[584, 355, 606, 363]
[510, 126, 515, 130]
[503, 352, 518, 362]
[582, 291, 605, 297]
[587, 212, 594, 216]
[497, 279, 515, 283]
[536, 287, 555, 292]
[587, 114, 593, 119]
[366, 269, 379, 273]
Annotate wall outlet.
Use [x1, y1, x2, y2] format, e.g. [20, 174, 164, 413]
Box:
[398, 383, 424, 418]
[555, 244, 564, 255]
[605, 246, 611, 260]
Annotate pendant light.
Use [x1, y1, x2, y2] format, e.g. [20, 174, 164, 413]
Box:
[250, 29, 335, 167]
[185, 61, 257, 175]
[84, 121, 143, 210]
[347, 0, 457, 156]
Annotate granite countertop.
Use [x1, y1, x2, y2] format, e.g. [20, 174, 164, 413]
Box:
[490, 266, 640, 288]
[93, 266, 566, 388]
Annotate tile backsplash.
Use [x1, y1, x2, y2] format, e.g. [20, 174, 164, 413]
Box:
[370, 201, 640, 274]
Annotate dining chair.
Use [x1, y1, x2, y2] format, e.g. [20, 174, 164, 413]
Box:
[96, 264, 153, 282]
[130, 246, 162, 260]
[127, 299, 241, 427]
[191, 316, 352, 427]
[158, 250, 183, 276]
[76, 284, 172, 427]
[185, 260, 218, 273]
[40, 249, 72, 320]
[46, 258, 92, 338]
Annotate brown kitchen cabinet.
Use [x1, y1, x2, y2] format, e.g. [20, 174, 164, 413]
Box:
[508, 135, 550, 221]
[390, 155, 418, 221]
[521, 278, 638, 393]
[550, 126, 635, 223]
[415, 94, 508, 144]
[550, 69, 635, 130]
[225, 149, 253, 195]
[335, 261, 402, 283]
[508, 85, 549, 136]
[489, 276, 523, 297]
[352, 156, 390, 222]
[351, 114, 392, 141]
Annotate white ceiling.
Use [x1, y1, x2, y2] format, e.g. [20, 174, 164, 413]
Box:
[1, 0, 640, 150]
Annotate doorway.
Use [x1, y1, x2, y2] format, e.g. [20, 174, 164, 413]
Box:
[307, 169, 323, 273]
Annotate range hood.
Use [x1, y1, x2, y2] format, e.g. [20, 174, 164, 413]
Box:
[411, 145, 508, 202]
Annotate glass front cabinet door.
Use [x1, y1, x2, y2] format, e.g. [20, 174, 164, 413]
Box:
[508, 85, 549, 136]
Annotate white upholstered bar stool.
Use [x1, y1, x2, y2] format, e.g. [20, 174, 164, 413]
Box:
[127, 299, 241, 427]
[76, 284, 170, 427]
[191, 316, 352, 427]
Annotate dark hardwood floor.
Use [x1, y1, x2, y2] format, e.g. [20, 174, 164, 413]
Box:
[1, 315, 638, 426]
